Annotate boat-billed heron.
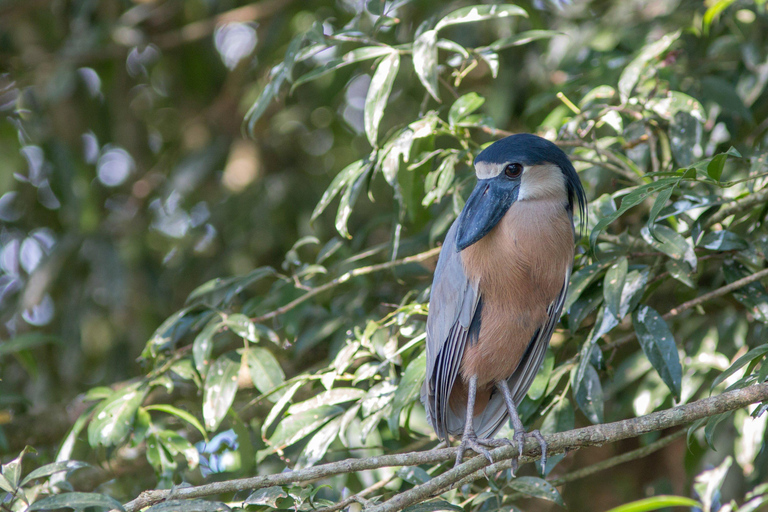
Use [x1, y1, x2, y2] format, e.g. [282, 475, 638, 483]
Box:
[420, 133, 586, 470]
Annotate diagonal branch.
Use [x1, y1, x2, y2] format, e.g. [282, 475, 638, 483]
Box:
[251, 246, 440, 323]
[120, 383, 768, 512]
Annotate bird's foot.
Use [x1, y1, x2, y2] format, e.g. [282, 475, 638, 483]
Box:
[454, 436, 499, 467]
[512, 428, 548, 474]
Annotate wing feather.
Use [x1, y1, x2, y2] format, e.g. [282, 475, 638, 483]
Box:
[420, 220, 480, 440]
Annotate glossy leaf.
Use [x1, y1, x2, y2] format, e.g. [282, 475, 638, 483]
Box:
[604, 495, 701, 512]
[508, 476, 565, 507]
[246, 486, 288, 507]
[288, 387, 365, 414]
[711, 345, 768, 391]
[723, 261, 768, 323]
[694, 456, 732, 512]
[572, 363, 604, 424]
[202, 353, 240, 431]
[224, 313, 258, 342]
[413, 30, 439, 101]
[633, 306, 681, 400]
[403, 500, 463, 512]
[641, 225, 696, 269]
[87, 382, 147, 447]
[20, 460, 89, 486]
[245, 347, 286, 400]
[448, 93, 484, 126]
[434, 4, 527, 31]
[144, 404, 208, 441]
[698, 230, 747, 251]
[266, 405, 342, 451]
[389, 350, 427, 435]
[482, 30, 560, 51]
[145, 499, 230, 512]
[618, 30, 680, 101]
[28, 492, 125, 512]
[311, 159, 367, 223]
[193, 319, 221, 377]
[365, 51, 400, 147]
[295, 416, 342, 468]
[603, 257, 628, 320]
[292, 46, 394, 90]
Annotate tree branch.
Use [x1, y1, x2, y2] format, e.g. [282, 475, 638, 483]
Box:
[120, 383, 768, 512]
[603, 266, 768, 351]
[251, 247, 440, 323]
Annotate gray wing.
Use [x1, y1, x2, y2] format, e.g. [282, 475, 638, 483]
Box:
[474, 267, 571, 439]
[420, 220, 480, 440]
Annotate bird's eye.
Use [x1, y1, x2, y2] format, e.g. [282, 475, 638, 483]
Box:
[504, 163, 523, 178]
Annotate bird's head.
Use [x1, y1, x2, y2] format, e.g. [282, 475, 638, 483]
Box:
[455, 133, 587, 251]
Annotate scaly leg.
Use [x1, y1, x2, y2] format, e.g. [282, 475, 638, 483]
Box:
[495, 379, 548, 474]
[454, 375, 498, 467]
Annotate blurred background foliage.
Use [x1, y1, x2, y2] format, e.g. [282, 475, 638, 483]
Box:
[2, 0, 768, 510]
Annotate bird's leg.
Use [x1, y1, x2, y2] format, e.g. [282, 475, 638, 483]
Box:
[495, 379, 548, 474]
[454, 375, 496, 467]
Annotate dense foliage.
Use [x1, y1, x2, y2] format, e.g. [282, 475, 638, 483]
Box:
[1, 0, 768, 511]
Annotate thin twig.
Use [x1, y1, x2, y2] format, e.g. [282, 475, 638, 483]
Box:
[603, 266, 768, 351]
[120, 383, 768, 512]
[251, 247, 441, 323]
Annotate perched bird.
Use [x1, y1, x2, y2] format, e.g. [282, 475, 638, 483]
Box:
[420, 133, 586, 469]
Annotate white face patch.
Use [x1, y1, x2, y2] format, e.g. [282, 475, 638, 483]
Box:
[517, 163, 567, 201]
[474, 160, 502, 179]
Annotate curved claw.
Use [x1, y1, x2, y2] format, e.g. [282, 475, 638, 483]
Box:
[454, 436, 495, 467]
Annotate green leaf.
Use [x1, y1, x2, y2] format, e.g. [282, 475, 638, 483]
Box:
[245, 347, 286, 401]
[155, 429, 199, 468]
[565, 263, 605, 311]
[707, 152, 727, 182]
[262, 380, 304, 436]
[311, 159, 366, 223]
[448, 93, 484, 126]
[20, 461, 89, 487]
[572, 363, 603, 424]
[335, 163, 372, 238]
[145, 499, 230, 512]
[633, 306, 682, 400]
[288, 388, 364, 414]
[246, 486, 288, 507]
[296, 416, 342, 468]
[528, 349, 554, 401]
[193, 319, 221, 377]
[604, 495, 702, 512]
[703, 0, 737, 32]
[403, 500, 463, 512]
[0, 333, 58, 358]
[292, 46, 394, 90]
[144, 404, 208, 442]
[365, 51, 400, 147]
[389, 350, 427, 435]
[482, 30, 560, 51]
[28, 492, 125, 512]
[87, 382, 147, 447]
[694, 456, 732, 512]
[647, 91, 706, 122]
[413, 29, 439, 101]
[603, 257, 628, 320]
[618, 30, 680, 101]
[245, 33, 303, 133]
[265, 405, 342, 451]
[422, 152, 458, 206]
[698, 230, 747, 251]
[202, 353, 240, 431]
[589, 178, 679, 250]
[641, 225, 697, 269]
[508, 476, 565, 507]
[665, 259, 695, 288]
[224, 313, 258, 342]
[723, 261, 768, 323]
[711, 345, 768, 391]
[647, 184, 676, 233]
[434, 4, 527, 31]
